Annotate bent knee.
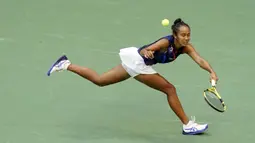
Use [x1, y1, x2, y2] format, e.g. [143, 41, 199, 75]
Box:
[94, 78, 108, 87]
[94, 81, 105, 87]
[96, 82, 107, 87]
[161, 83, 176, 95]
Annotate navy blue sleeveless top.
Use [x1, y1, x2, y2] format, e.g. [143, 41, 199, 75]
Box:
[137, 35, 184, 65]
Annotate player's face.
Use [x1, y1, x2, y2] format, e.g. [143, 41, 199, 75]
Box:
[175, 26, 191, 46]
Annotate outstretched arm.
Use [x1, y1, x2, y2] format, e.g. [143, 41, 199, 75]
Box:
[184, 44, 218, 82]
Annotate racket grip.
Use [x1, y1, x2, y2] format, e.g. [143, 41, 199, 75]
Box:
[211, 80, 216, 87]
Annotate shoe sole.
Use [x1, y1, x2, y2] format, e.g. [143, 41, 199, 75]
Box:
[47, 55, 68, 76]
[182, 124, 208, 135]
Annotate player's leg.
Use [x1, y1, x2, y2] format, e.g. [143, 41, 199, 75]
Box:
[67, 64, 130, 86]
[134, 73, 208, 135]
[47, 55, 130, 86]
[134, 73, 189, 124]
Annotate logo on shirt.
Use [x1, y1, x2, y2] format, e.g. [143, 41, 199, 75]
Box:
[168, 47, 175, 61]
[169, 47, 173, 52]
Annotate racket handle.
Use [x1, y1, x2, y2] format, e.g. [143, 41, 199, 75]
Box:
[211, 79, 216, 87]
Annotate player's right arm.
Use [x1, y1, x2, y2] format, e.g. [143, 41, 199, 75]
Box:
[139, 39, 169, 59]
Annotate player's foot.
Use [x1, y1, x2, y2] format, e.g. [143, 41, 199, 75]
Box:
[47, 55, 71, 76]
[182, 116, 208, 135]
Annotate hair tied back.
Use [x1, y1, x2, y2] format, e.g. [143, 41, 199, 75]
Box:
[173, 18, 183, 25]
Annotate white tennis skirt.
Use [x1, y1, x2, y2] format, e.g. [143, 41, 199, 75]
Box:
[119, 47, 157, 77]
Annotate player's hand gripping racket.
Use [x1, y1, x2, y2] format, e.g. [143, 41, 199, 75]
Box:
[203, 80, 227, 112]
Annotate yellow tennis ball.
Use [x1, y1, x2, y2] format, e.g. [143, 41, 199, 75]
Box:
[161, 19, 169, 26]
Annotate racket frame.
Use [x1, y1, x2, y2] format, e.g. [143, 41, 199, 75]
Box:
[203, 86, 227, 112]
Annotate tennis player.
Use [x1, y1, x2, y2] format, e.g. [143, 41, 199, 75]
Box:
[47, 18, 218, 135]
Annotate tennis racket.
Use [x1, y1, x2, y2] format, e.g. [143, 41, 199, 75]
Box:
[203, 80, 226, 112]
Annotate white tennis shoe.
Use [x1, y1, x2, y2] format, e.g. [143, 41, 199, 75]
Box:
[47, 55, 71, 76]
[182, 116, 208, 135]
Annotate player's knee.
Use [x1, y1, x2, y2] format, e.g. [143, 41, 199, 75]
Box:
[97, 82, 107, 87]
[94, 78, 107, 87]
[162, 83, 176, 95]
[94, 81, 105, 87]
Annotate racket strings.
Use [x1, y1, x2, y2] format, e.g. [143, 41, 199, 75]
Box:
[205, 91, 224, 110]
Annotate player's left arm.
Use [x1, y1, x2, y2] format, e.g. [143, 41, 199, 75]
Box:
[183, 44, 219, 82]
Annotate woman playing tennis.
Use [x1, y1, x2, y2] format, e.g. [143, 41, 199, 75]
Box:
[47, 18, 218, 135]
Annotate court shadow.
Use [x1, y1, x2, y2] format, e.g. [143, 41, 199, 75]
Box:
[190, 132, 211, 136]
[61, 124, 212, 143]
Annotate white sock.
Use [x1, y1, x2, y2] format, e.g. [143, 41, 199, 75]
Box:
[183, 121, 193, 128]
[63, 60, 71, 70]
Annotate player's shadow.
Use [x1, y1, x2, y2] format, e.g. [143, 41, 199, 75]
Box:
[61, 124, 212, 143]
[192, 132, 211, 136]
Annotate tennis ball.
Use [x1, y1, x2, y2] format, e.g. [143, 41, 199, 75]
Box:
[161, 19, 169, 26]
